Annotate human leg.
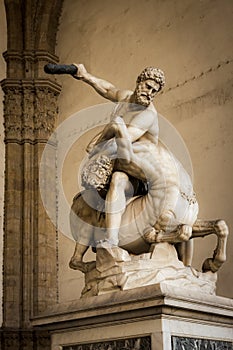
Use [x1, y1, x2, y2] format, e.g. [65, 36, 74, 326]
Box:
[105, 172, 131, 246]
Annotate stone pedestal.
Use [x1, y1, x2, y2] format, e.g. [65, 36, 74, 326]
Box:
[31, 283, 233, 350]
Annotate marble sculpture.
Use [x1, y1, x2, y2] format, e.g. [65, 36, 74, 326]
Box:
[45, 63, 229, 297]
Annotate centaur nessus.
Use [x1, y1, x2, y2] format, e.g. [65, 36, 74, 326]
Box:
[69, 115, 228, 274]
[44, 63, 228, 274]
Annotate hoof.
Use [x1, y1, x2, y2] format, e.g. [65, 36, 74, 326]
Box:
[202, 258, 219, 273]
[69, 258, 85, 272]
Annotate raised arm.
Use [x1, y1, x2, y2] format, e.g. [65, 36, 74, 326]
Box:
[72, 64, 132, 102]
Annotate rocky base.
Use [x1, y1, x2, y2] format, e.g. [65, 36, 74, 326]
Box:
[81, 242, 217, 298]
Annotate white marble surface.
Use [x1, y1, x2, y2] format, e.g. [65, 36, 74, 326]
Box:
[32, 281, 233, 327]
[30, 279, 233, 349]
[81, 242, 217, 297]
[48, 287, 233, 350]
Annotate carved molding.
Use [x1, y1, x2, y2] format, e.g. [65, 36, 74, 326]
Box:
[3, 49, 60, 82]
[62, 336, 151, 350]
[22, 85, 35, 140]
[1, 78, 61, 143]
[0, 329, 50, 350]
[172, 336, 233, 350]
[2, 84, 22, 141]
[34, 85, 59, 141]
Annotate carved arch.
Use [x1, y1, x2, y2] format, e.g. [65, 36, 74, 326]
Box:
[4, 0, 23, 51]
[4, 0, 63, 54]
[34, 0, 64, 52]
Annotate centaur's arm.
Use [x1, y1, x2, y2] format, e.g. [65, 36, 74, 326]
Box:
[72, 63, 132, 102]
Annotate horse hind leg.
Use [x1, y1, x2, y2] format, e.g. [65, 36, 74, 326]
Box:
[69, 193, 96, 273]
[192, 219, 229, 272]
[203, 220, 229, 272]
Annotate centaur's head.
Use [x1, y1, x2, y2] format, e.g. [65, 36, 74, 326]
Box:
[81, 154, 113, 191]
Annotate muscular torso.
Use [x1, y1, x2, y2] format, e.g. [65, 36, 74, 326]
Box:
[113, 93, 159, 146]
[111, 94, 198, 228]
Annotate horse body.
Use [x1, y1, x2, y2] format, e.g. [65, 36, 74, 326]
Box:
[116, 140, 198, 245]
[71, 140, 198, 255]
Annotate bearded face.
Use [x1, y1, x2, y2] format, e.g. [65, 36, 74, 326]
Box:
[134, 79, 161, 107]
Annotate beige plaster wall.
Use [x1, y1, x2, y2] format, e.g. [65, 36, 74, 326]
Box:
[0, 0, 7, 325]
[56, 0, 233, 301]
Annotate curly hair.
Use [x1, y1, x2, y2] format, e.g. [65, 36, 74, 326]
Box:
[81, 154, 113, 190]
[136, 67, 165, 91]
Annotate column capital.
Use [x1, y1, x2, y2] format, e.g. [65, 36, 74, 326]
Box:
[1, 78, 61, 143]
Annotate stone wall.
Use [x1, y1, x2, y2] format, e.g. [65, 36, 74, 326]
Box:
[56, 0, 233, 300]
[0, 0, 7, 326]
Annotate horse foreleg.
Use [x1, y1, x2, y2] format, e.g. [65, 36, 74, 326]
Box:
[176, 240, 194, 266]
[143, 223, 193, 244]
[143, 224, 193, 267]
[192, 219, 229, 272]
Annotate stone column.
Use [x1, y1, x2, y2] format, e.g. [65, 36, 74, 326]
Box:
[0, 50, 61, 349]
